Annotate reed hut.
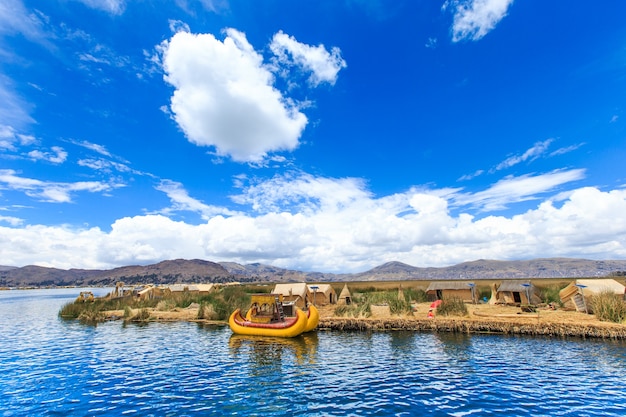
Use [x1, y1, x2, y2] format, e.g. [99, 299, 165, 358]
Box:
[337, 284, 352, 305]
[160, 284, 215, 296]
[559, 279, 625, 313]
[136, 285, 168, 301]
[425, 281, 478, 303]
[494, 280, 541, 305]
[307, 284, 337, 305]
[272, 283, 312, 308]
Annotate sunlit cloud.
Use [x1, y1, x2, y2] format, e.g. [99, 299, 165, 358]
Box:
[155, 179, 239, 219]
[2, 172, 624, 272]
[270, 30, 347, 87]
[0, 169, 124, 203]
[158, 27, 345, 163]
[158, 29, 309, 163]
[445, 0, 514, 42]
[452, 169, 586, 212]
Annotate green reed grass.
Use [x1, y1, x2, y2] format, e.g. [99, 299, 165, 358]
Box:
[591, 291, 626, 323]
[436, 297, 469, 317]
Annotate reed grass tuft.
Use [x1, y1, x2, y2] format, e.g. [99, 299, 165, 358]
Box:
[591, 291, 626, 323]
[436, 297, 468, 317]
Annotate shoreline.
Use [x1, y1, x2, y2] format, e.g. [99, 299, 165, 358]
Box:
[109, 306, 626, 340]
[317, 317, 626, 340]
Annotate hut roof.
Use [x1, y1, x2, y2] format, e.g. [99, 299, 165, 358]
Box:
[272, 283, 310, 298]
[163, 284, 198, 292]
[137, 285, 154, 295]
[575, 279, 625, 295]
[308, 284, 335, 295]
[194, 284, 215, 292]
[338, 284, 352, 299]
[426, 281, 476, 291]
[497, 280, 533, 292]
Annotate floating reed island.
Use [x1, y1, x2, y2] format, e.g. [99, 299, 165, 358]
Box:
[60, 279, 626, 340]
[317, 317, 626, 340]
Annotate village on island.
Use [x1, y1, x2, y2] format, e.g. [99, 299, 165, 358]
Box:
[66, 277, 626, 340]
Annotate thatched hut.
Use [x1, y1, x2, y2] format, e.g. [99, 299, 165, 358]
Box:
[271, 283, 312, 308]
[136, 285, 168, 301]
[425, 281, 478, 303]
[337, 284, 352, 305]
[494, 280, 541, 305]
[559, 279, 625, 313]
[307, 284, 337, 305]
[161, 283, 215, 296]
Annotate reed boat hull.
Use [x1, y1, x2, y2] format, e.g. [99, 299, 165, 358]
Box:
[229, 307, 308, 337]
[303, 304, 319, 332]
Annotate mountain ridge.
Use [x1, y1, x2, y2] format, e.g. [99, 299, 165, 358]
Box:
[1, 257, 626, 288]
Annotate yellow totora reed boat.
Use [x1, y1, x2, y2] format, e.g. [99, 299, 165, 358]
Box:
[229, 294, 309, 338]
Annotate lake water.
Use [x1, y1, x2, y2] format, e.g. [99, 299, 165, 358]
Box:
[1, 288, 626, 416]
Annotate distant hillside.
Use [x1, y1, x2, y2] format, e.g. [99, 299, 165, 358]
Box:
[0, 265, 17, 272]
[0, 259, 239, 288]
[346, 258, 626, 281]
[2, 257, 626, 288]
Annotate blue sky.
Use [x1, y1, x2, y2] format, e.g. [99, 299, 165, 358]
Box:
[1, 0, 626, 272]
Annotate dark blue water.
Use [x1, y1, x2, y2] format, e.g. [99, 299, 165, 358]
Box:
[1, 289, 626, 416]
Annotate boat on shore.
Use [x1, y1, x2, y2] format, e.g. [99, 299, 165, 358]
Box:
[229, 294, 309, 337]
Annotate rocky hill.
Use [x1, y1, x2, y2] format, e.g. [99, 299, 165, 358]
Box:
[1, 257, 626, 288]
[0, 259, 238, 288]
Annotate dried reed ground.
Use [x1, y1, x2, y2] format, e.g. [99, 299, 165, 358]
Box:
[102, 302, 626, 338]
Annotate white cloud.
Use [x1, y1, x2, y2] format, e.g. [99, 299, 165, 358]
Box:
[0, 75, 35, 129]
[550, 143, 585, 157]
[425, 37, 438, 49]
[493, 138, 553, 171]
[159, 29, 308, 163]
[27, 146, 67, 164]
[452, 169, 586, 212]
[4, 171, 625, 273]
[270, 31, 347, 87]
[168, 19, 190, 34]
[0, 169, 123, 203]
[0, 215, 23, 226]
[231, 172, 372, 214]
[458, 169, 484, 181]
[0, 0, 50, 44]
[70, 139, 112, 157]
[155, 179, 238, 219]
[446, 0, 514, 42]
[73, 0, 125, 15]
[174, 0, 228, 15]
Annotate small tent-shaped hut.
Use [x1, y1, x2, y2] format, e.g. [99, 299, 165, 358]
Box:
[307, 284, 337, 305]
[337, 284, 352, 305]
[271, 283, 312, 308]
[559, 279, 625, 313]
[425, 281, 478, 303]
[494, 280, 541, 305]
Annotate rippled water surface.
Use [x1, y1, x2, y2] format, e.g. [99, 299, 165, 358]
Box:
[2, 289, 626, 416]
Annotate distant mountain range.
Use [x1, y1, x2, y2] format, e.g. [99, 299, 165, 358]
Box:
[1, 257, 626, 288]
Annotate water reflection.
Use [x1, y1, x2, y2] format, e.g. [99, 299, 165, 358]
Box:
[229, 332, 318, 368]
